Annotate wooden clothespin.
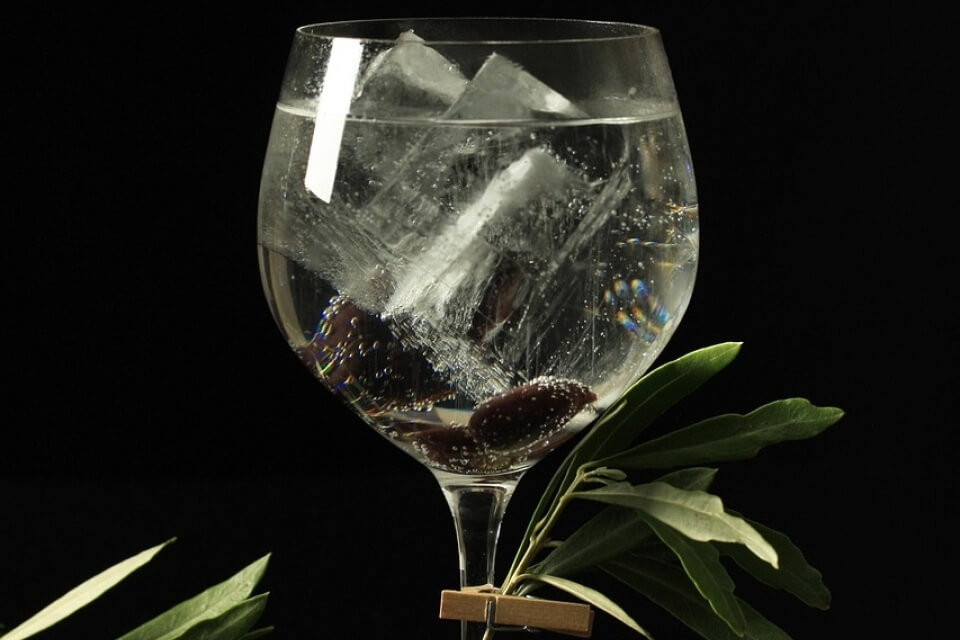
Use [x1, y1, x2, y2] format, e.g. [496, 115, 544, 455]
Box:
[439, 585, 594, 637]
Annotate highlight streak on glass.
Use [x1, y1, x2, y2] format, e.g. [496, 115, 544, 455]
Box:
[304, 37, 363, 203]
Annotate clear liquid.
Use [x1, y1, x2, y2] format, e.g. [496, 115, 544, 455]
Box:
[258, 105, 698, 475]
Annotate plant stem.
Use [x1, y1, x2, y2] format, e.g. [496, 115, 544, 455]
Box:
[499, 467, 588, 595]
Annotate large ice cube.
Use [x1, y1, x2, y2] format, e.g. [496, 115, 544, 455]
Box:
[378, 147, 594, 397]
[446, 53, 588, 121]
[342, 31, 470, 186]
[495, 163, 635, 379]
[352, 30, 468, 117]
[385, 147, 577, 315]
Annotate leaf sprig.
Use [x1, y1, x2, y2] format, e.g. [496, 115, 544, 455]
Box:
[0, 541, 272, 640]
[496, 342, 843, 639]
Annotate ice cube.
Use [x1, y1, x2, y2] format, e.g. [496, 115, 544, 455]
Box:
[495, 164, 635, 379]
[341, 31, 470, 187]
[446, 53, 588, 121]
[352, 30, 468, 117]
[384, 147, 580, 319]
[374, 148, 592, 398]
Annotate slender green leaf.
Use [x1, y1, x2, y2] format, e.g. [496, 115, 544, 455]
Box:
[239, 629, 274, 640]
[569, 342, 742, 477]
[168, 594, 268, 640]
[656, 467, 721, 492]
[529, 507, 656, 585]
[637, 515, 745, 635]
[0, 539, 174, 640]
[573, 482, 778, 568]
[531, 468, 719, 582]
[118, 554, 270, 640]
[508, 343, 741, 578]
[585, 467, 629, 483]
[719, 515, 830, 610]
[603, 555, 793, 640]
[599, 399, 844, 470]
[521, 574, 654, 639]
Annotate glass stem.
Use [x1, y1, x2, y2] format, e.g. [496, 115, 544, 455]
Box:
[433, 469, 523, 640]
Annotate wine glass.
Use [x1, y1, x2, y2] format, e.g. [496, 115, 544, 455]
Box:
[257, 18, 698, 638]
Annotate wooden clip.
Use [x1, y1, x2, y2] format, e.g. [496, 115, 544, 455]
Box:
[439, 586, 594, 637]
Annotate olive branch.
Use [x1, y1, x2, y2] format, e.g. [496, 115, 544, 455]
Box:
[491, 341, 843, 639]
[0, 539, 272, 640]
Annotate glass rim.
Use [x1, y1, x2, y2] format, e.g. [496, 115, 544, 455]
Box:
[295, 17, 661, 45]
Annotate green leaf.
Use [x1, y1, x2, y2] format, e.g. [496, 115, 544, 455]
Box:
[118, 554, 271, 640]
[166, 594, 268, 640]
[531, 468, 719, 583]
[573, 481, 778, 568]
[0, 538, 174, 640]
[719, 515, 831, 610]
[637, 515, 745, 635]
[656, 467, 721, 492]
[520, 574, 654, 639]
[239, 629, 274, 640]
[584, 467, 629, 483]
[569, 342, 742, 478]
[599, 399, 844, 470]
[603, 555, 793, 640]
[508, 343, 741, 577]
[527, 506, 655, 588]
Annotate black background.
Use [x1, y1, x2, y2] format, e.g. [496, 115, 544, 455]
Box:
[3, 3, 951, 639]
